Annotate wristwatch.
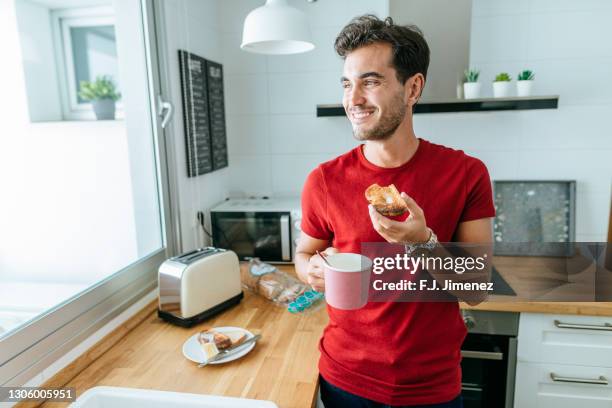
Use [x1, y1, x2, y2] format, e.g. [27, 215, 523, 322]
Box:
[404, 227, 438, 256]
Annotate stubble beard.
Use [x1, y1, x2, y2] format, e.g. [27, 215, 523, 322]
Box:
[351, 94, 407, 141]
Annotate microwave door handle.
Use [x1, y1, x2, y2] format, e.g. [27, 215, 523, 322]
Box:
[280, 215, 291, 261]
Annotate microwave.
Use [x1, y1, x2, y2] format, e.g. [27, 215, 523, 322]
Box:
[210, 198, 301, 263]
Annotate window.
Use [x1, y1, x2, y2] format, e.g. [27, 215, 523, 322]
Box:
[52, 7, 122, 120]
[1, 0, 174, 387]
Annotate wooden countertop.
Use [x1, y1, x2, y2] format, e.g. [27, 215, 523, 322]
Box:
[33, 263, 612, 408]
[460, 255, 612, 316]
[38, 287, 328, 408]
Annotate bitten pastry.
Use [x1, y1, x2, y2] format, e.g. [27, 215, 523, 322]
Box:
[365, 183, 409, 216]
[198, 330, 232, 350]
[200, 342, 219, 361]
[226, 331, 247, 347]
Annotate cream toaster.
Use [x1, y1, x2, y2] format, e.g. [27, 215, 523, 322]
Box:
[158, 247, 243, 327]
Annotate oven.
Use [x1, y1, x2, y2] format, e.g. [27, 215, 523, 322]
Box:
[210, 198, 301, 263]
[461, 310, 519, 408]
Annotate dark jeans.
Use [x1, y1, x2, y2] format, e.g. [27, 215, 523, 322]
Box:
[319, 375, 463, 408]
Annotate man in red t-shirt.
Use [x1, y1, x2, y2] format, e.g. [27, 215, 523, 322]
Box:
[295, 15, 495, 408]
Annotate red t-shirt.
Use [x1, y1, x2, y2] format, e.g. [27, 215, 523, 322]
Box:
[300, 138, 495, 406]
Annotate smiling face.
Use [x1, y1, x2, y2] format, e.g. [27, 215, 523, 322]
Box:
[341, 42, 408, 141]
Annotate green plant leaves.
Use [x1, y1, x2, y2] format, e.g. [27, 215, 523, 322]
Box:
[517, 69, 534, 81]
[464, 69, 480, 83]
[494, 72, 512, 82]
[78, 75, 121, 102]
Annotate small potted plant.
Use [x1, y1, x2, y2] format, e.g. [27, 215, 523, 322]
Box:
[517, 69, 535, 97]
[493, 72, 512, 98]
[463, 69, 481, 99]
[79, 75, 121, 120]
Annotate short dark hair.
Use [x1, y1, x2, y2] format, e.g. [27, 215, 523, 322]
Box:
[334, 15, 430, 85]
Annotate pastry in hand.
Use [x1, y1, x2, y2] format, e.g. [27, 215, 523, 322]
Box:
[365, 183, 409, 216]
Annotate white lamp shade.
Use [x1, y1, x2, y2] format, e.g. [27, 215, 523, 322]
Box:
[241, 0, 315, 55]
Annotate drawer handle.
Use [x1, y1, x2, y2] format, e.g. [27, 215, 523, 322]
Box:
[461, 350, 503, 360]
[554, 320, 612, 331]
[550, 373, 609, 385]
[461, 383, 483, 392]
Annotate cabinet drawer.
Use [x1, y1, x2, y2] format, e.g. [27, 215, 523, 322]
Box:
[518, 313, 612, 367]
[515, 361, 612, 408]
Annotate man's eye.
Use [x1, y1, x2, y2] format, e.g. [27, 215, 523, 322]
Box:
[364, 80, 379, 86]
[342, 82, 351, 89]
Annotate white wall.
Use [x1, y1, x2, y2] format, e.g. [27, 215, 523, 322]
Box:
[158, 0, 230, 251]
[221, 0, 388, 198]
[419, 0, 612, 242]
[221, 0, 611, 242]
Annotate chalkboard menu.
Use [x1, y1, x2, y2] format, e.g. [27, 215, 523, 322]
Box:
[206, 60, 228, 170]
[178, 50, 228, 177]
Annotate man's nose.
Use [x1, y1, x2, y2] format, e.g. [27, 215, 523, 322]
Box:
[347, 86, 366, 107]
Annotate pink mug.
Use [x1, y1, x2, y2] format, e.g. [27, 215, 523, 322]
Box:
[323, 253, 373, 310]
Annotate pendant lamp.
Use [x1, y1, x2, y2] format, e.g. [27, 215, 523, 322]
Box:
[241, 0, 315, 55]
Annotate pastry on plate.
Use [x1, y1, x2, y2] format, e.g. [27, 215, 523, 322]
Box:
[226, 331, 247, 347]
[200, 341, 219, 361]
[198, 330, 231, 350]
[365, 183, 409, 216]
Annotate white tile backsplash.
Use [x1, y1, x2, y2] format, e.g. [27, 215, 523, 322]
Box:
[528, 0, 612, 13]
[266, 27, 344, 74]
[224, 74, 269, 115]
[218, 0, 264, 34]
[221, 32, 267, 75]
[529, 58, 612, 106]
[228, 154, 273, 197]
[517, 106, 612, 150]
[527, 11, 612, 60]
[472, 0, 530, 16]
[270, 153, 338, 196]
[470, 14, 529, 64]
[516, 149, 612, 195]
[226, 114, 270, 155]
[219, 0, 612, 240]
[576, 192, 611, 236]
[292, 0, 389, 29]
[269, 114, 355, 154]
[268, 71, 342, 114]
[415, 111, 523, 151]
[463, 150, 521, 180]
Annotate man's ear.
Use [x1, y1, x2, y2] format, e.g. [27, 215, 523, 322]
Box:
[404, 73, 425, 106]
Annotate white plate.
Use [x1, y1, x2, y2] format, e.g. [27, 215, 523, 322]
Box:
[183, 326, 255, 365]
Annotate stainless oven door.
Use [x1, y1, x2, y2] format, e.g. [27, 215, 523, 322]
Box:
[211, 211, 292, 262]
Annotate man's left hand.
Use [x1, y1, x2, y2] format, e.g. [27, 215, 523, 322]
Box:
[368, 192, 430, 244]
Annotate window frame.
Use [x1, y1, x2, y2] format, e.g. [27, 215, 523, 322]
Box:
[0, 0, 179, 387]
[51, 6, 124, 121]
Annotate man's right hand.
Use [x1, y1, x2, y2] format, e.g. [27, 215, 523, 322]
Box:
[306, 247, 338, 292]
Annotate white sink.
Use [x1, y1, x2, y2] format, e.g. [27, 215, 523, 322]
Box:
[69, 387, 278, 408]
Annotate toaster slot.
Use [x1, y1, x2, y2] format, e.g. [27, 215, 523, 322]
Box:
[174, 247, 221, 264]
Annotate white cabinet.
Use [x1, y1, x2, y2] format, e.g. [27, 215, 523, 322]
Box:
[515, 361, 612, 408]
[515, 313, 612, 408]
[518, 313, 612, 367]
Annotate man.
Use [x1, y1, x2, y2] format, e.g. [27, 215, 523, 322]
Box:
[295, 15, 495, 408]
